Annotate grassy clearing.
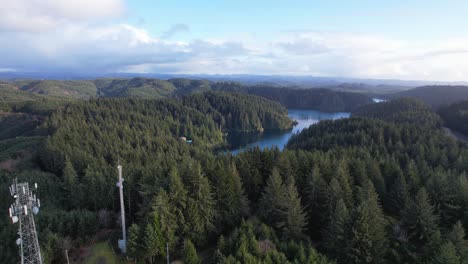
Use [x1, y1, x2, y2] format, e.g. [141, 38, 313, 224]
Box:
[83, 242, 122, 264]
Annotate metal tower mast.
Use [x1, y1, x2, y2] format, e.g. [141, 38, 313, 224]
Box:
[9, 179, 43, 264]
[117, 162, 127, 253]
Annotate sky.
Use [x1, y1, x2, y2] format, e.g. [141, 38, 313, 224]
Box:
[1, 0, 468, 81]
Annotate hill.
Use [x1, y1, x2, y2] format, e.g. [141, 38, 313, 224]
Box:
[0, 78, 374, 112]
[213, 82, 372, 112]
[352, 97, 442, 127]
[15, 80, 97, 99]
[96, 77, 176, 98]
[438, 100, 468, 137]
[388, 85, 468, 108]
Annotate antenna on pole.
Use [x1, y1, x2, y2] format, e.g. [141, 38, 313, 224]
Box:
[117, 158, 127, 253]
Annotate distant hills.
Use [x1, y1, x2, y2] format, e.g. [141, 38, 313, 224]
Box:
[0, 78, 372, 112]
[387, 85, 468, 108]
[2, 77, 468, 112]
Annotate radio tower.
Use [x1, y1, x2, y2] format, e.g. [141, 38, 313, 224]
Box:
[117, 161, 127, 253]
[9, 178, 43, 264]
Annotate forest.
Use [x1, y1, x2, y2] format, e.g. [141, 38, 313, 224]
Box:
[1, 77, 372, 112]
[439, 101, 468, 137]
[1, 83, 468, 263]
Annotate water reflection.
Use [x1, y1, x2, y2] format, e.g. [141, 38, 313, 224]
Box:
[228, 109, 350, 154]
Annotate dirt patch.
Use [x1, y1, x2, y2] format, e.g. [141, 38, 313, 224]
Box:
[0, 159, 19, 172]
[258, 239, 276, 254]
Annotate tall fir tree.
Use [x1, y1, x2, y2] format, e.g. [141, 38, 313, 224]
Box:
[403, 187, 439, 243]
[324, 198, 350, 262]
[183, 239, 201, 264]
[348, 181, 387, 264]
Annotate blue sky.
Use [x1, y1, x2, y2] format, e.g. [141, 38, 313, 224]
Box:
[127, 0, 467, 40]
[0, 0, 468, 81]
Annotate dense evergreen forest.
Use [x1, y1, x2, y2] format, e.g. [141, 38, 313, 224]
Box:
[211, 82, 372, 112]
[1, 82, 468, 264]
[1, 77, 372, 112]
[388, 85, 468, 109]
[439, 101, 468, 137]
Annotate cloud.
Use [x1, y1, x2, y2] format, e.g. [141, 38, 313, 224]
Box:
[0, 0, 125, 32]
[0, 2, 467, 82]
[161, 24, 190, 39]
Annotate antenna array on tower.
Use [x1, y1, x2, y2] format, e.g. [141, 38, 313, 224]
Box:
[9, 179, 43, 264]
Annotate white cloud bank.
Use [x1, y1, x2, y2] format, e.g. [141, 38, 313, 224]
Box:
[0, 0, 467, 81]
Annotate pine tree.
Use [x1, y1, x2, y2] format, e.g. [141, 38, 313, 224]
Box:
[152, 190, 177, 253]
[62, 158, 80, 208]
[336, 160, 354, 209]
[143, 213, 164, 263]
[215, 162, 249, 230]
[127, 223, 141, 261]
[430, 242, 461, 264]
[260, 168, 286, 226]
[185, 162, 216, 244]
[168, 166, 188, 236]
[389, 174, 409, 216]
[281, 180, 307, 240]
[403, 187, 439, 243]
[183, 239, 201, 264]
[324, 198, 349, 262]
[447, 221, 468, 262]
[348, 181, 387, 264]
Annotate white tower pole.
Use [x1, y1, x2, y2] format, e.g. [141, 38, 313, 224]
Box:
[117, 163, 126, 253]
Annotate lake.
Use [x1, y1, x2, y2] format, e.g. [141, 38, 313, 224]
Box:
[228, 109, 350, 154]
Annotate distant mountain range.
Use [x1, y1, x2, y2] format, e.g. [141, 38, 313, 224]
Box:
[1, 72, 466, 90]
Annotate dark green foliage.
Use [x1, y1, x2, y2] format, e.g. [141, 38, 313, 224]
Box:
[217, 219, 333, 264]
[439, 100, 468, 136]
[403, 188, 439, 243]
[353, 97, 442, 127]
[2, 85, 468, 264]
[96, 77, 176, 99]
[127, 223, 142, 261]
[260, 169, 307, 240]
[183, 91, 294, 132]
[390, 85, 468, 109]
[213, 83, 372, 112]
[348, 181, 387, 264]
[430, 242, 461, 264]
[183, 239, 201, 264]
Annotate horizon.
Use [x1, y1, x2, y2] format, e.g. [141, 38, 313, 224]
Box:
[1, 1, 468, 82]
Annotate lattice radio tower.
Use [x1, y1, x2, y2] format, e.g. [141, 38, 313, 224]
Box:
[9, 178, 43, 264]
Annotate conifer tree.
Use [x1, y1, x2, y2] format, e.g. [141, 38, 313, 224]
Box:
[260, 168, 286, 226]
[152, 190, 177, 253]
[62, 158, 80, 207]
[348, 181, 387, 264]
[281, 179, 307, 240]
[324, 198, 349, 262]
[447, 221, 468, 262]
[430, 242, 461, 264]
[183, 239, 201, 264]
[403, 187, 439, 243]
[127, 223, 141, 261]
[143, 213, 164, 263]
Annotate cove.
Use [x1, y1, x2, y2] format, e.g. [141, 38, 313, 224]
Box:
[228, 109, 350, 155]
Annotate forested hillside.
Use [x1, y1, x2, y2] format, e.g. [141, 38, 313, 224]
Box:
[213, 82, 372, 111]
[0, 78, 373, 111]
[389, 85, 468, 108]
[353, 97, 442, 127]
[285, 98, 468, 263]
[439, 100, 468, 136]
[1, 90, 468, 263]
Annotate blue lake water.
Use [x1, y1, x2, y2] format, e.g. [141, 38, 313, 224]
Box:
[228, 109, 350, 154]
